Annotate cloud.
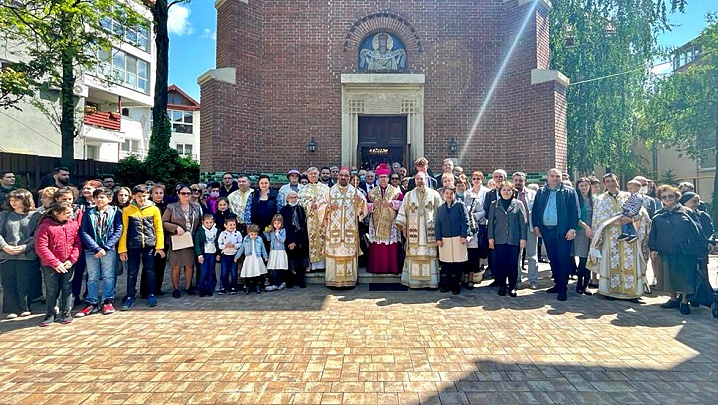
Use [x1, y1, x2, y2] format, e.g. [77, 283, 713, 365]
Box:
[202, 28, 217, 41]
[168, 5, 193, 36]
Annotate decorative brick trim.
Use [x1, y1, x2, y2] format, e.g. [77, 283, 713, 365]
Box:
[343, 9, 422, 53]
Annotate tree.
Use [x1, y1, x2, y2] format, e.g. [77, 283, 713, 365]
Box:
[645, 15, 718, 221]
[549, 0, 687, 175]
[0, 0, 141, 172]
[140, 0, 191, 182]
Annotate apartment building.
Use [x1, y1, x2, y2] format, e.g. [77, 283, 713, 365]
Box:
[0, 2, 155, 163]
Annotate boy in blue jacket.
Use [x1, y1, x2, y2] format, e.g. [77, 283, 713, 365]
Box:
[77, 187, 123, 316]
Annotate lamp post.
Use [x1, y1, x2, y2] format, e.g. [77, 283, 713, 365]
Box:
[308, 137, 317, 153]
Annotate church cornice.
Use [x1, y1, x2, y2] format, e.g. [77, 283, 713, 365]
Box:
[343, 9, 422, 53]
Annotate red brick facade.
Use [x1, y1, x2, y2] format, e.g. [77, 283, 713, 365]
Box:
[200, 0, 567, 176]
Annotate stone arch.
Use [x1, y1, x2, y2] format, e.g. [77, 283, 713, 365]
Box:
[343, 9, 422, 53]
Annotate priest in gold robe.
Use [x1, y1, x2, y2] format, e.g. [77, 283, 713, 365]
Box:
[366, 164, 403, 274]
[318, 168, 368, 288]
[396, 171, 443, 289]
[588, 173, 651, 301]
[298, 167, 330, 272]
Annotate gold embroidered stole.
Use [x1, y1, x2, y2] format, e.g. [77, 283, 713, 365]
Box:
[325, 185, 358, 251]
[369, 185, 399, 240]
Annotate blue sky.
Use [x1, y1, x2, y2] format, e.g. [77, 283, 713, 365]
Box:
[167, 1, 717, 101]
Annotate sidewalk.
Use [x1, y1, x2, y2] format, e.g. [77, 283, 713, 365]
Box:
[0, 259, 716, 404]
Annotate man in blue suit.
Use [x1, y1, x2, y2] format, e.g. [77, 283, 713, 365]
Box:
[531, 168, 579, 301]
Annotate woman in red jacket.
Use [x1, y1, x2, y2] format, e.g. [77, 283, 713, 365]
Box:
[35, 202, 82, 327]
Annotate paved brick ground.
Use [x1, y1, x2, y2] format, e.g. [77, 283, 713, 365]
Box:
[1, 260, 718, 404]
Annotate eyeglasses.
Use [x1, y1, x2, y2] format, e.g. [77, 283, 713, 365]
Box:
[178, 191, 192, 195]
[390, 177, 400, 180]
[661, 195, 676, 200]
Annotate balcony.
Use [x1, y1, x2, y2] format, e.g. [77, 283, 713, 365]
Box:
[83, 109, 121, 131]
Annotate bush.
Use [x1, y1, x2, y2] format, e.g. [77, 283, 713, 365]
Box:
[114, 154, 147, 187]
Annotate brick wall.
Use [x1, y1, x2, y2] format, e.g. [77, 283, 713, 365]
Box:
[200, 0, 567, 175]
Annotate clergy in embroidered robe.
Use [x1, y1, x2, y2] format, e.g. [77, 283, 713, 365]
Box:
[366, 164, 403, 274]
[318, 168, 368, 287]
[395, 172, 443, 289]
[588, 174, 651, 299]
[298, 167, 330, 271]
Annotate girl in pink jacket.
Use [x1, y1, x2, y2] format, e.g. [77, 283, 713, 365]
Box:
[35, 202, 82, 327]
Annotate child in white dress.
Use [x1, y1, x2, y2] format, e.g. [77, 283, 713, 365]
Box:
[234, 224, 268, 294]
[265, 214, 289, 291]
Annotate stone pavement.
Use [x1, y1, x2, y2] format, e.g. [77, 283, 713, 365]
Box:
[1, 260, 718, 404]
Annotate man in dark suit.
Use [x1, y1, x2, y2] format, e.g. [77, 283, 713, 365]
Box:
[407, 157, 438, 191]
[531, 168, 579, 301]
[358, 170, 376, 194]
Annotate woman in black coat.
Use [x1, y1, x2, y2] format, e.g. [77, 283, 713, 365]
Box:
[649, 185, 708, 315]
[280, 191, 309, 288]
[488, 181, 528, 297]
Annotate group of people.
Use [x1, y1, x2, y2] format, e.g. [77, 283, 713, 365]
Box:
[0, 158, 714, 328]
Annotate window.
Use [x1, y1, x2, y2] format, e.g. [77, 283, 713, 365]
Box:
[121, 139, 141, 154]
[699, 147, 716, 170]
[169, 109, 193, 134]
[101, 15, 151, 52]
[86, 145, 98, 160]
[176, 143, 193, 157]
[96, 49, 150, 94]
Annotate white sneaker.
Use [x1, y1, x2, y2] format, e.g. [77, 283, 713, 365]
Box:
[265, 285, 278, 292]
[277, 283, 286, 290]
[5, 313, 17, 319]
[19, 311, 31, 317]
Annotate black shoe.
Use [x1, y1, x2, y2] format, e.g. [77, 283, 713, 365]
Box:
[465, 283, 474, 290]
[440, 287, 450, 293]
[588, 282, 599, 289]
[617, 234, 628, 241]
[557, 292, 567, 301]
[626, 235, 638, 243]
[298, 282, 307, 289]
[508, 289, 517, 298]
[546, 285, 559, 293]
[185, 287, 196, 296]
[488, 281, 500, 287]
[452, 290, 461, 295]
[172, 289, 181, 299]
[498, 286, 506, 296]
[680, 303, 691, 315]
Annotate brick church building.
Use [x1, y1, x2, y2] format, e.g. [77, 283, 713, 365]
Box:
[199, 0, 567, 176]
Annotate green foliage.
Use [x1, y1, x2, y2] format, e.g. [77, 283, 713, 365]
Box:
[114, 154, 148, 187]
[645, 14, 718, 222]
[0, 0, 144, 169]
[659, 169, 678, 186]
[549, 0, 686, 174]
